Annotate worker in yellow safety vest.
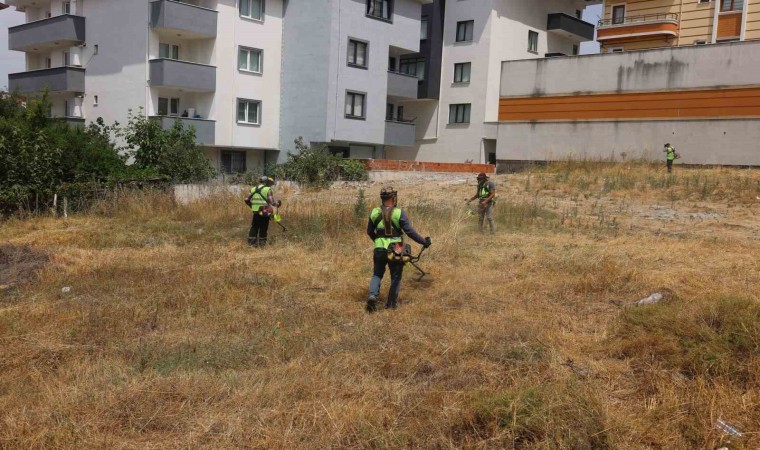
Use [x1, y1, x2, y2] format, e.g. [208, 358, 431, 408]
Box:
[245, 176, 280, 247]
[467, 173, 496, 234]
[366, 186, 431, 312]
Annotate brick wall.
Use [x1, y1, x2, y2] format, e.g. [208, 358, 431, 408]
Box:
[362, 159, 496, 174]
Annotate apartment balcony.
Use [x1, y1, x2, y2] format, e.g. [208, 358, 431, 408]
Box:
[53, 116, 86, 127]
[387, 70, 419, 99]
[597, 13, 679, 44]
[8, 66, 85, 94]
[547, 13, 594, 42]
[150, 116, 216, 146]
[149, 59, 216, 92]
[8, 14, 85, 52]
[150, 0, 218, 39]
[384, 120, 416, 147]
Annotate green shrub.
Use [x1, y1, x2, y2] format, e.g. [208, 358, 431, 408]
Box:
[272, 137, 368, 187]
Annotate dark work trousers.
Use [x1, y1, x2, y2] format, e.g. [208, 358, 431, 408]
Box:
[248, 213, 270, 246]
[667, 159, 673, 173]
[369, 248, 405, 308]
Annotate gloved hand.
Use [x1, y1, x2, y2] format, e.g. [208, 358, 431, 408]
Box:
[275, 200, 283, 207]
[423, 237, 432, 248]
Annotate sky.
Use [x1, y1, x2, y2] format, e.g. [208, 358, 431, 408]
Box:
[0, 7, 24, 91]
[0, 3, 604, 91]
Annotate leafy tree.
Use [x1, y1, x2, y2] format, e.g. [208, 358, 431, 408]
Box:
[122, 110, 215, 183]
[272, 137, 368, 187]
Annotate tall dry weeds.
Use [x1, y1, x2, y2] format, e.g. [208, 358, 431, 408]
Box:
[0, 164, 758, 449]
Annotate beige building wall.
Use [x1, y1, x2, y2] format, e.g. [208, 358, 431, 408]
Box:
[496, 40, 760, 167]
[600, 0, 759, 52]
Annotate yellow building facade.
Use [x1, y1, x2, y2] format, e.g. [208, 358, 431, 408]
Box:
[597, 0, 760, 51]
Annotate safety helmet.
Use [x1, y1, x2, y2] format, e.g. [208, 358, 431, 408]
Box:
[260, 175, 275, 185]
[380, 186, 397, 200]
[664, 143, 671, 148]
[476, 172, 489, 180]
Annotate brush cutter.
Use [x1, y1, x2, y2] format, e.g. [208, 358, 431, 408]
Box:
[388, 243, 430, 282]
[273, 204, 287, 232]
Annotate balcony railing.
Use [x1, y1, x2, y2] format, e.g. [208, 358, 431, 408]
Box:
[8, 66, 85, 94]
[150, 0, 218, 39]
[149, 59, 216, 92]
[547, 13, 595, 41]
[150, 116, 216, 146]
[387, 70, 419, 99]
[8, 14, 85, 52]
[384, 120, 416, 147]
[598, 13, 679, 27]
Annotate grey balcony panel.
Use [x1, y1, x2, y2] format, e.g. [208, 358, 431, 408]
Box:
[547, 13, 595, 42]
[53, 117, 86, 127]
[149, 59, 216, 92]
[8, 15, 85, 52]
[8, 67, 85, 93]
[150, 0, 217, 39]
[387, 71, 419, 99]
[150, 116, 216, 146]
[384, 121, 416, 147]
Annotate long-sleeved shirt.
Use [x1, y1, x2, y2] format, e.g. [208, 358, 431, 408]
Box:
[366, 208, 426, 246]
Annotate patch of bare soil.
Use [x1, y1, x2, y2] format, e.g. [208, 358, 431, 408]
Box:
[0, 245, 49, 292]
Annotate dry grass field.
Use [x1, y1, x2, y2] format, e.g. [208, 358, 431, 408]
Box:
[1, 162, 759, 449]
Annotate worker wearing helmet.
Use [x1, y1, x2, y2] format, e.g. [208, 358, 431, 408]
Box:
[245, 176, 279, 247]
[366, 186, 431, 312]
[467, 172, 496, 234]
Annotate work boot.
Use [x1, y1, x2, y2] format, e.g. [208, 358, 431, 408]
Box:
[247, 238, 257, 246]
[258, 239, 267, 248]
[366, 295, 378, 313]
[385, 300, 398, 310]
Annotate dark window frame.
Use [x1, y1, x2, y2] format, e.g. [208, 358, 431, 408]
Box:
[453, 62, 471, 83]
[347, 38, 369, 69]
[449, 103, 471, 124]
[220, 150, 247, 175]
[345, 91, 366, 120]
[456, 20, 474, 42]
[366, 0, 393, 22]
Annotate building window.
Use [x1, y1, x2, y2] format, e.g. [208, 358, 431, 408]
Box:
[158, 97, 180, 116]
[240, 0, 264, 20]
[221, 150, 247, 175]
[528, 30, 538, 53]
[159, 43, 180, 60]
[400, 57, 425, 81]
[63, 51, 71, 66]
[575, 9, 582, 19]
[456, 20, 474, 42]
[366, 0, 392, 21]
[449, 104, 471, 124]
[572, 45, 579, 56]
[45, 57, 52, 69]
[238, 47, 262, 73]
[612, 5, 626, 24]
[345, 92, 366, 119]
[347, 39, 368, 68]
[237, 99, 261, 124]
[721, 0, 743, 11]
[608, 47, 624, 53]
[453, 62, 471, 83]
[62, 1, 71, 14]
[386, 103, 394, 121]
[420, 17, 428, 40]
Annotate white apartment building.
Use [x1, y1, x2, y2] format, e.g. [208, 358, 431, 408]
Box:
[6, 0, 430, 173]
[386, 0, 600, 164]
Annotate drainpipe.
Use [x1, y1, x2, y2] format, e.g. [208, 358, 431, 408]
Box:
[676, 0, 683, 46]
[711, 0, 720, 43]
[740, 2, 748, 40]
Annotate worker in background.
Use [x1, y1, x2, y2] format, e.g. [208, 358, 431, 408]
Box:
[245, 176, 279, 247]
[664, 143, 677, 174]
[366, 186, 431, 313]
[467, 173, 496, 234]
